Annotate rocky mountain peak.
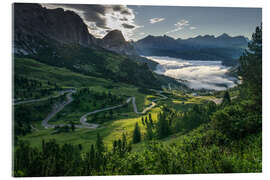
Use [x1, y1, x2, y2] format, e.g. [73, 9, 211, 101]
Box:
[103, 30, 126, 45]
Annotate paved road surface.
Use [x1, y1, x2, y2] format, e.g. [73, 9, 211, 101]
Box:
[14, 89, 74, 106]
[42, 90, 75, 129]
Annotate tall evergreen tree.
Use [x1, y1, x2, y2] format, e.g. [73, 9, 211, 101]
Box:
[146, 123, 154, 140]
[149, 113, 153, 125]
[222, 91, 231, 105]
[96, 133, 105, 153]
[145, 116, 148, 125]
[132, 122, 141, 144]
[157, 112, 170, 139]
[141, 117, 145, 125]
[238, 24, 262, 106]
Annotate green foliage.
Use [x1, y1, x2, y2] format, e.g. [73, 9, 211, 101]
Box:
[156, 112, 170, 139]
[21, 40, 163, 89]
[238, 25, 262, 106]
[211, 100, 261, 139]
[14, 131, 261, 176]
[96, 133, 105, 153]
[112, 133, 132, 156]
[221, 91, 231, 106]
[133, 122, 141, 144]
[172, 102, 217, 134]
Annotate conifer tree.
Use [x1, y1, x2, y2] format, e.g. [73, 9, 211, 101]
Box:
[149, 113, 153, 125]
[145, 116, 148, 125]
[96, 133, 105, 153]
[157, 112, 169, 139]
[222, 91, 231, 105]
[132, 122, 141, 144]
[146, 123, 154, 140]
[239, 24, 262, 106]
[141, 117, 145, 125]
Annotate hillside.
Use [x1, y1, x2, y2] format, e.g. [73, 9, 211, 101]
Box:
[13, 3, 181, 89]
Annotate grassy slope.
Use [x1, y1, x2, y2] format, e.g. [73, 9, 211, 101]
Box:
[15, 58, 157, 151]
[20, 91, 212, 153]
[14, 58, 110, 88]
[15, 57, 223, 153]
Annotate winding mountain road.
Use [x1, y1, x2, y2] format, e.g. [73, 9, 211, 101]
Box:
[14, 89, 74, 106]
[42, 90, 76, 129]
[41, 89, 168, 129]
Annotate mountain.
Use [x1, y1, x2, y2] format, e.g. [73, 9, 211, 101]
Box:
[13, 3, 182, 89]
[135, 34, 248, 64]
[182, 33, 248, 48]
[13, 3, 97, 55]
[100, 30, 137, 55]
[13, 3, 139, 57]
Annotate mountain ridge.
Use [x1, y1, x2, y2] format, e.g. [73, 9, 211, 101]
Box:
[135, 33, 248, 63]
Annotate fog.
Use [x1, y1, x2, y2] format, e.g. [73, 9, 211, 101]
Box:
[147, 56, 237, 91]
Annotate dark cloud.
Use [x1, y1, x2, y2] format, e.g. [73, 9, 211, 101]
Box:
[112, 5, 131, 15]
[45, 4, 132, 29]
[122, 23, 135, 29]
[42, 4, 138, 39]
[121, 10, 131, 15]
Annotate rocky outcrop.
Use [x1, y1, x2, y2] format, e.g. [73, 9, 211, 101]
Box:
[100, 30, 137, 55]
[13, 3, 96, 54]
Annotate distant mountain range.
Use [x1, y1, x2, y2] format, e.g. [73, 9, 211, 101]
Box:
[134, 34, 248, 63]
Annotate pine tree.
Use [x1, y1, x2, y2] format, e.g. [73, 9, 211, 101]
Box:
[239, 24, 262, 106]
[222, 91, 231, 105]
[89, 144, 95, 170]
[132, 122, 141, 144]
[157, 112, 170, 139]
[145, 116, 148, 125]
[96, 133, 105, 153]
[146, 123, 154, 140]
[149, 113, 153, 125]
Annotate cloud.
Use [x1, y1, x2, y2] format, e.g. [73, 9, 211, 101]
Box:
[41, 4, 141, 40]
[149, 18, 165, 24]
[147, 56, 237, 91]
[122, 23, 135, 29]
[166, 19, 190, 34]
[189, 26, 197, 30]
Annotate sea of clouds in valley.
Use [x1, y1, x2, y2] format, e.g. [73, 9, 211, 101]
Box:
[147, 56, 238, 91]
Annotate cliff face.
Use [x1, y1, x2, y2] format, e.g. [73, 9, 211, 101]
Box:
[13, 3, 96, 54]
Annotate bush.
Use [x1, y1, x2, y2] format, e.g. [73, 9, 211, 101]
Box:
[211, 100, 261, 139]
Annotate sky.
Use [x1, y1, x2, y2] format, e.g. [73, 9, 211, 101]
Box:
[42, 4, 262, 41]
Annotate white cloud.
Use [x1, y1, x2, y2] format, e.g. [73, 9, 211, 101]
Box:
[166, 19, 190, 34]
[147, 56, 237, 91]
[189, 26, 197, 30]
[41, 4, 142, 40]
[149, 18, 165, 24]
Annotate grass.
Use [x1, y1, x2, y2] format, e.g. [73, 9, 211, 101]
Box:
[19, 87, 216, 153]
[14, 58, 112, 88]
[15, 57, 226, 153]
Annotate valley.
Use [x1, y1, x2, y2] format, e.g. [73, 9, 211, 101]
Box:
[12, 3, 262, 176]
